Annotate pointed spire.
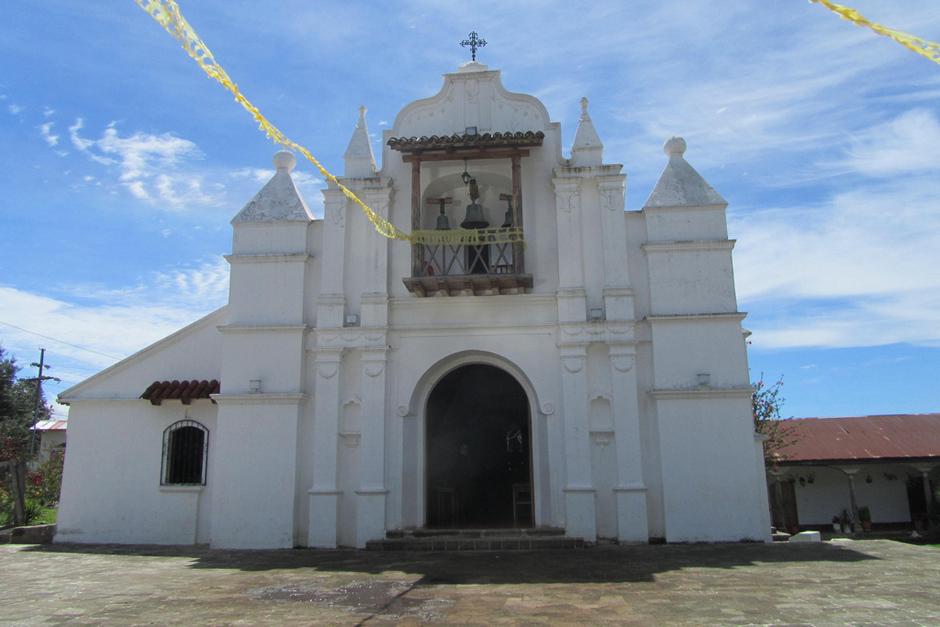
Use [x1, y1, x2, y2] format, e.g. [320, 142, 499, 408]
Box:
[231, 151, 313, 224]
[571, 96, 603, 167]
[643, 137, 726, 209]
[344, 104, 376, 178]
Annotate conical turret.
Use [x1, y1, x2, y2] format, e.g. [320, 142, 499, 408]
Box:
[571, 97, 603, 167]
[232, 151, 313, 223]
[644, 137, 726, 209]
[344, 105, 376, 178]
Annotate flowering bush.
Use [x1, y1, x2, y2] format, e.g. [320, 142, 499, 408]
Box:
[27, 450, 65, 507]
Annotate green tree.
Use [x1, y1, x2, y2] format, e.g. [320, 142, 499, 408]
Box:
[752, 375, 799, 468]
[0, 346, 53, 525]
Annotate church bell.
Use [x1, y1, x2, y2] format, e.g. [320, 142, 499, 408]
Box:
[436, 210, 451, 230]
[460, 202, 489, 229]
[460, 177, 489, 229]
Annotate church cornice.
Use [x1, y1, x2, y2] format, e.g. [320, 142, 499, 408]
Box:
[642, 240, 735, 253]
[645, 312, 747, 323]
[210, 393, 307, 405]
[649, 386, 753, 400]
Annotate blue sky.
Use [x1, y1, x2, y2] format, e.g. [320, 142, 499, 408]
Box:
[1, 0, 939, 420]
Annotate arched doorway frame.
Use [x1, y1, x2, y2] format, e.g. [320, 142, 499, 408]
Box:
[407, 351, 547, 528]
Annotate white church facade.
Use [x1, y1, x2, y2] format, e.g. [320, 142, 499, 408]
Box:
[57, 61, 771, 549]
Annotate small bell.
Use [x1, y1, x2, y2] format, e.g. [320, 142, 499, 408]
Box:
[426, 196, 453, 230]
[499, 193, 514, 228]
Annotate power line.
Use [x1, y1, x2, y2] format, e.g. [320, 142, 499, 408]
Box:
[0, 320, 121, 360]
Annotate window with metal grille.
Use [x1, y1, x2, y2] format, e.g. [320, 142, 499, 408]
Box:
[161, 420, 208, 485]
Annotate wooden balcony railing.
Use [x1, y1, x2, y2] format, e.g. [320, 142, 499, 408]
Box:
[403, 229, 532, 297]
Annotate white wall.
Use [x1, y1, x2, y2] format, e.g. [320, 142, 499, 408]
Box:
[786, 464, 914, 525]
[657, 397, 769, 541]
[56, 400, 217, 545]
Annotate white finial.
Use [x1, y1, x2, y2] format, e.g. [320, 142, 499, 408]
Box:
[357, 105, 367, 129]
[664, 136, 687, 157]
[580, 96, 589, 118]
[273, 150, 296, 172]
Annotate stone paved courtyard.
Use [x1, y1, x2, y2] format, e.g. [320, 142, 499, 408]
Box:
[1, 539, 938, 625]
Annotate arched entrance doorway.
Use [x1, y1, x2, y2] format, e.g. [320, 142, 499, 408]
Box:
[425, 364, 533, 528]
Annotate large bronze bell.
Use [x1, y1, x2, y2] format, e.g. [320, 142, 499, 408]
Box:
[460, 203, 489, 229]
[461, 178, 489, 229]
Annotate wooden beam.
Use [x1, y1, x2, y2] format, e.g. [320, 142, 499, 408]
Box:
[411, 160, 422, 277]
[511, 154, 524, 274]
[401, 148, 530, 163]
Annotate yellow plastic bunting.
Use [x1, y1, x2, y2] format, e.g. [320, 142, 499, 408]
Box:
[810, 0, 940, 66]
[135, 0, 528, 246]
[134, 0, 410, 240]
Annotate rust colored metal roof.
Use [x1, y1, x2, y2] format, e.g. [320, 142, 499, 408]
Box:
[387, 130, 544, 152]
[778, 414, 940, 463]
[141, 379, 219, 405]
[32, 419, 68, 431]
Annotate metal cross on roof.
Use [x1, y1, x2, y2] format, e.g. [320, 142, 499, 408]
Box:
[460, 31, 487, 61]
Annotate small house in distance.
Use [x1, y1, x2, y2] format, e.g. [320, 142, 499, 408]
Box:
[32, 419, 67, 464]
[56, 59, 771, 548]
[768, 413, 940, 533]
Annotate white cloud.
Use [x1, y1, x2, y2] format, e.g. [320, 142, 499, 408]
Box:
[39, 122, 59, 146]
[230, 167, 323, 188]
[734, 172, 940, 349]
[840, 109, 940, 177]
[7, 103, 23, 115]
[0, 258, 231, 400]
[67, 118, 224, 209]
[43, 107, 55, 117]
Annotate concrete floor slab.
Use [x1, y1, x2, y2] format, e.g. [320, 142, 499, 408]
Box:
[1, 540, 938, 624]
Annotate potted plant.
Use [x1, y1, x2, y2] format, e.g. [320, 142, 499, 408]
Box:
[840, 509, 851, 533]
[831, 515, 841, 533]
[858, 506, 872, 532]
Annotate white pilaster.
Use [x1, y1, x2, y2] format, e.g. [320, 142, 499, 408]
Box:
[318, 187, 347, 328]
[608, 345, 649, 542]
[308, 347, 342, 548]
[559, 344, 596, 541]
[553, 179, 586, 295]
[355, 347, 388, 547]
[360, 184, 392, 328]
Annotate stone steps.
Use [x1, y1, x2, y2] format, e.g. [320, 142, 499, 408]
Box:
[366, 528, 583, 551]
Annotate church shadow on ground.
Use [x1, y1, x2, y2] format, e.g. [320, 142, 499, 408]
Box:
[26, 541, 878, 585]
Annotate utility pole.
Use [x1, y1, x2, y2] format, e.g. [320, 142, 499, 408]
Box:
[27, 348, 60, 456]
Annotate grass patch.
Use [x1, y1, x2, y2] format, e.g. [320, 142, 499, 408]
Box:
[32, 506, 57, 525]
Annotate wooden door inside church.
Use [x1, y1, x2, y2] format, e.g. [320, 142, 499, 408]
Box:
[426, 364, 533, 528]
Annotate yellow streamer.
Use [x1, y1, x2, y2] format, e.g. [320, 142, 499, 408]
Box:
[135, 0, 526, 247]
[412, 227, 525, 247]
[134, 0, 410, 240]
[810, 0, 940, 66]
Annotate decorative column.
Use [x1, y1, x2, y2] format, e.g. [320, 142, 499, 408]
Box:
[553, 179, 585, 295]
[608, 344, 649, 542]
[837, 466, 861, 529]
[308, 347, 343, 548]
[361, 185, 392, 328]
[598, 175, 634, 320]
[911, 463, 937, 516]
[559, 344, 596, 541]
[355, 347, 389, 547]
[319, 188, 347, 328]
